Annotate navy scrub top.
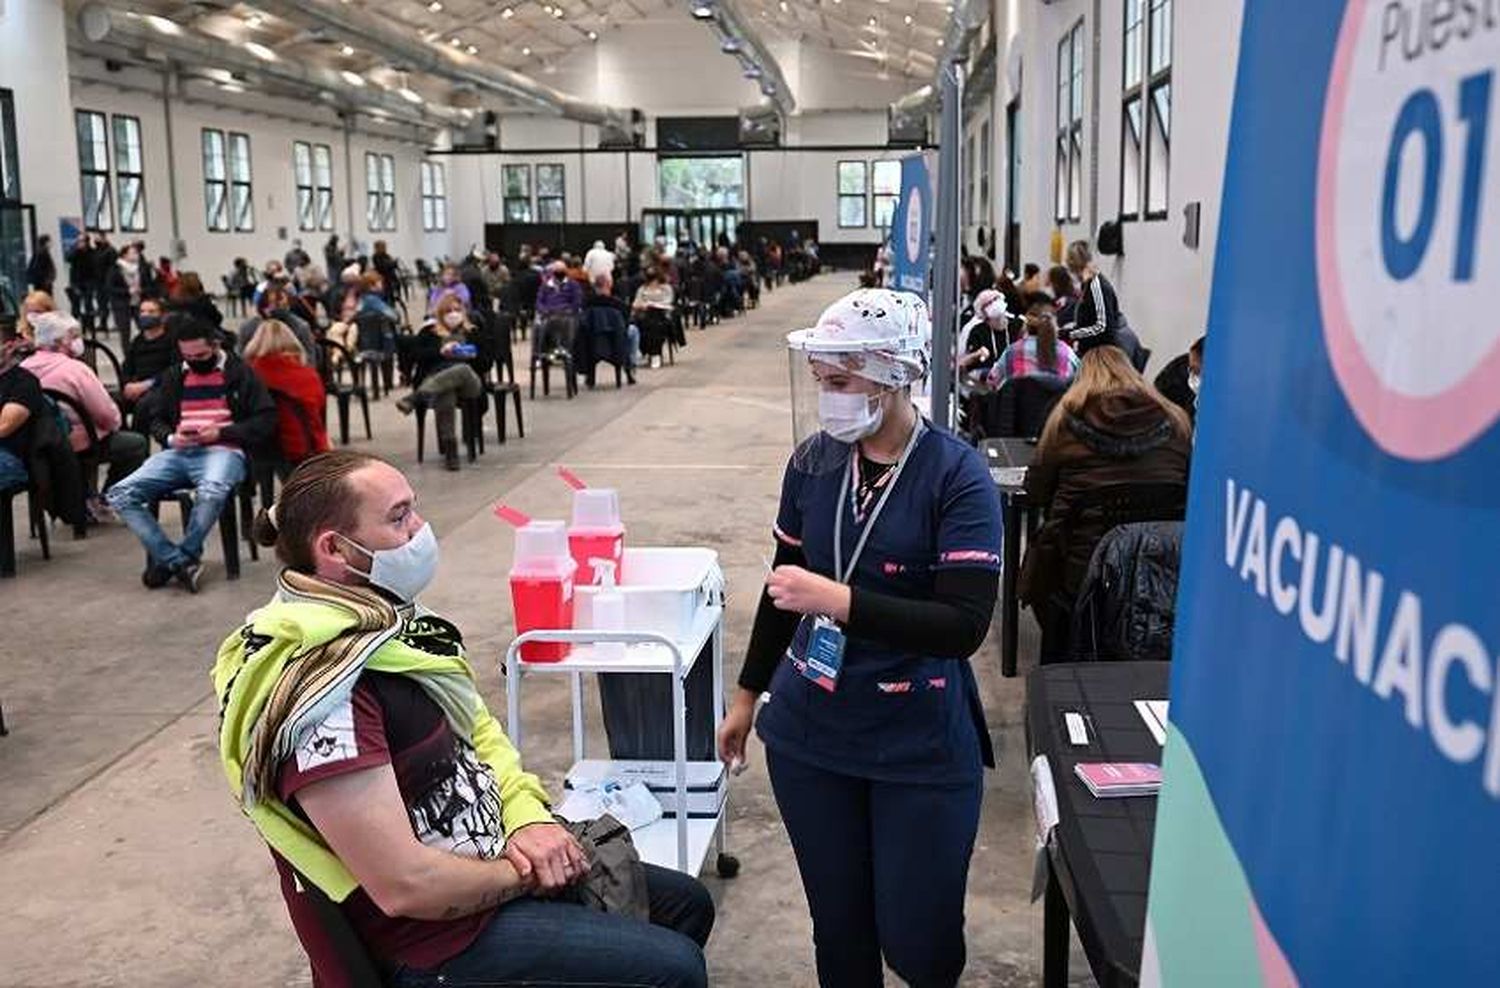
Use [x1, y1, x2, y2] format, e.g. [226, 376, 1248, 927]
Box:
[755, 423, 1004, 785]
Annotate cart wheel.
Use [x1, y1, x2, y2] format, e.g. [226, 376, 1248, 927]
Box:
[715, 852, 741, 879]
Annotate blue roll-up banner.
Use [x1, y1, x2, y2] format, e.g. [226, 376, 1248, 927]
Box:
[1145, 2, 1500, 985]
[889, 154, 932, 295]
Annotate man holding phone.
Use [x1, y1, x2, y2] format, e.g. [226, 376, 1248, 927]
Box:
[107, 315, 275, 592]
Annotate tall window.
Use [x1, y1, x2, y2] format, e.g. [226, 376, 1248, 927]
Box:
[294, 141, 334, 232]
[0, 89, 18, 205]
[536, 163, 565, 222]
[76, 111, 113, 231]
[872, 160, 901, 230]
[228, 132, 254, 231]
[1055, 19, 1084, 224]
[421, 160, 448, 232]
[202, 129, 228, 232]
[837, 160, 868, 228]
[1122, 0, 1172, 219]
[657, 156, 744, 209]
[502, 164, 532, 222]
[366, 152, 396, 232]
[112, 116, 146, 232]
[965, 134, 976, 225]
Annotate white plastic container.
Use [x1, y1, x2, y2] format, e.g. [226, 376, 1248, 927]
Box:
[565, 759, 728, 819]
[574, 547, 721, 642]
[586, 558, 627, 660]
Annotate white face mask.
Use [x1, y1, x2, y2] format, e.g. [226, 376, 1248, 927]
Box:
[442, 311, 466, 330]
[819, 389, 885, 443]
[338, 523, 439, 602]
[1187, 371, 1201, 396]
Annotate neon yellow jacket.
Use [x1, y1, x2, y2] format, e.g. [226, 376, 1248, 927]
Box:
[213, 593, 552, 901]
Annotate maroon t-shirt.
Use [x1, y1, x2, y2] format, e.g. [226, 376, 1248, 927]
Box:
[274, 663, 505, 981]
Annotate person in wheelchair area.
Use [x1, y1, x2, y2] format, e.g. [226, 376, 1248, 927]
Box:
[1018, 333, 1191, 662]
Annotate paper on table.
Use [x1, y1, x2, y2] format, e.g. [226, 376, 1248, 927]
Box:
[1134, 699, 1169, 746]
[1030, 754, 1060, 902]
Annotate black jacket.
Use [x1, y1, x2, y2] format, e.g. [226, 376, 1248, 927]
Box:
[151, 354, 276, 454]
[1070, 521, 1185, 662]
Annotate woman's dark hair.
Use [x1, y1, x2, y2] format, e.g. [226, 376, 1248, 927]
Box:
[252, 450, 381, 571]
[1047, 265, 1075, 300]
[170, 315, 217, 343]
[1023, 263, 1040, 279]
[1025, 296, 1060, 373]
[962, 255, 996, 296]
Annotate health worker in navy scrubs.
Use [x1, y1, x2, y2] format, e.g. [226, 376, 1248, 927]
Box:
[717, 288, 1003, 988]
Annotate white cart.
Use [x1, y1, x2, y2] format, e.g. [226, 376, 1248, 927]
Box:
[501, 552, 740, 879]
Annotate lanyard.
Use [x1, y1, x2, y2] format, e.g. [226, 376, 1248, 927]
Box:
[834, 411, 926, 585]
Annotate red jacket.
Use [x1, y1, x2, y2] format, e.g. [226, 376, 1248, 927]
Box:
[248, 354, 330, 463]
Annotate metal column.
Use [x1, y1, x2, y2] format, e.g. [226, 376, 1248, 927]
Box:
[930, 61, 965, 431]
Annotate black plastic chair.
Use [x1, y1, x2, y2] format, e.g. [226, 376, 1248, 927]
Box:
[530, 315, 578, 400]
[482, 312, 525, 444]
[413, 395, 483, 465]
[576, 306, 630, 390]
[0, 476, 49, 578]
[291, 869, 386, 988]
[82, 338, 128, 411]
[257, 389, 326, 509]
[353, 311, 398, 399]
[317, 339, 373, 445]
[143, 463, 261, 580]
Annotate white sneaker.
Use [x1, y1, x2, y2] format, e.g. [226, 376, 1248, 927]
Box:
[650, 355, 663, 369]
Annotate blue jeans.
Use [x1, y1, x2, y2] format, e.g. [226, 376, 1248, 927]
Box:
[106, 445, 246, 569]
[766, 748, 983, 988]
[0, 447, 27, 490]
[393, 863, 714, 988]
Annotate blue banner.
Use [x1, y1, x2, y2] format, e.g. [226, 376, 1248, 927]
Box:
[1145, 2, 1500, 984]
[889, 154, 931, 296]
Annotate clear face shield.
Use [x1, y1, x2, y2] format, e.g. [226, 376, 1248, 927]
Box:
[786, 332, 919, 475]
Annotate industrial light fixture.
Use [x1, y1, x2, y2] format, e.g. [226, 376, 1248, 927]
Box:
[551, 6, 564, 17]
[398, 86, 423, 103]
[521, 45, 532, 54]
[902, 13, 911, 23]
[244, 40, 277, 60]
[466, 43, 478, 53]
[587, 30, 598, 39]
[691, 2, 714, 19]
[867, 15, 877, 26]
[220, 81, 246, 93]
[340, 43, 355, 55]
[720, 37, 741, 52]
[778, 0, 788, 9]
[742, 64, 762, 78]
[144, 14, 182, 35]
[501, 6, 514, 15]
[340, 69, 366, 85]
[245, 13, 263, 28]
[428, 1, 443, 10]
[449, 35, 462, 45]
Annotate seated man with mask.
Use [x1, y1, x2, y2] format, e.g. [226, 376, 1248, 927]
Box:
[216, 451, 714, 988]
[107, 315, 275, 591]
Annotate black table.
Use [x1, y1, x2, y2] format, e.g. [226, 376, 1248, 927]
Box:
[1025, 661, 1169, 988]
[980, 437, 1037, 677]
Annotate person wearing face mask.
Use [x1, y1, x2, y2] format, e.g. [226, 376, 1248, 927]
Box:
[121, 298, 175, 434]
[215, 451, 716, 988]
[106, 316, 275, 592]
[239, 284, 317, 356]
[427, 263, 473, 314]
[1154, 334, 1206, 424]
[395, 296, 484, 471]
[716, 288, 1002, 988]
[534, 260, 584, 360]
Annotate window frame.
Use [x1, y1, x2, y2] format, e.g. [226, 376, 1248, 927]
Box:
[111, 114, 146, 233]
[1055, 18, 1085, 225]
[202, 128, 229, 233]
[872, 159, 901, 231]
[837, 159, 868, 229]
[366, 152, 397, 232]
[227, 131, 255, 232]
[421, 160, 448, 232]
[294, 141, 335, 233]
[978, 118, 991, 228]
[536, 162, 565, 223]
[502, 163, 533, 223]
[1120, 0, 1172, 222]
[76, 110, 114, 233]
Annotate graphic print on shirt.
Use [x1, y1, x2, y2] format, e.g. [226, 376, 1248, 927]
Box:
[395, 614, 464, 658]
[296, 695, 358, 771]
[406, 739, 502, 860]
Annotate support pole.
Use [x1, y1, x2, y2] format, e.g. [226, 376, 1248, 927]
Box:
[930, 61, 965, 431]
[161, 66, 182, 257]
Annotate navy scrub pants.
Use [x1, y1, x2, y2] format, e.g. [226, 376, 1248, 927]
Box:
[767, 747, 984, 988]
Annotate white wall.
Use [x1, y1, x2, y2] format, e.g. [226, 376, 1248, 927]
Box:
[1011, 0, 1243, 362]
[63, 57, 460, 291]
[1, 0, 86, 294]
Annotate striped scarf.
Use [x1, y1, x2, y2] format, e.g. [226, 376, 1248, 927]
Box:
[241, 570, 407, 805]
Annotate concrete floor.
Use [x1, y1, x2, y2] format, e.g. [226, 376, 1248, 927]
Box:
[0, 276, 1092, 987]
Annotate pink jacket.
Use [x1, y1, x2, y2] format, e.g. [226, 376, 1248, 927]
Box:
[21, 349, 122, 451]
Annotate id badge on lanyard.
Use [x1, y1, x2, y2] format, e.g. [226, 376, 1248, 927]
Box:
[797, 415, 925, 693]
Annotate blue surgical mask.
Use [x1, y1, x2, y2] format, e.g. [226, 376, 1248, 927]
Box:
[338, 523, 439, 602]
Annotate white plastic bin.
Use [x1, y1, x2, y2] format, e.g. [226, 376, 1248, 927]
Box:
[575, 547, 721, 641]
